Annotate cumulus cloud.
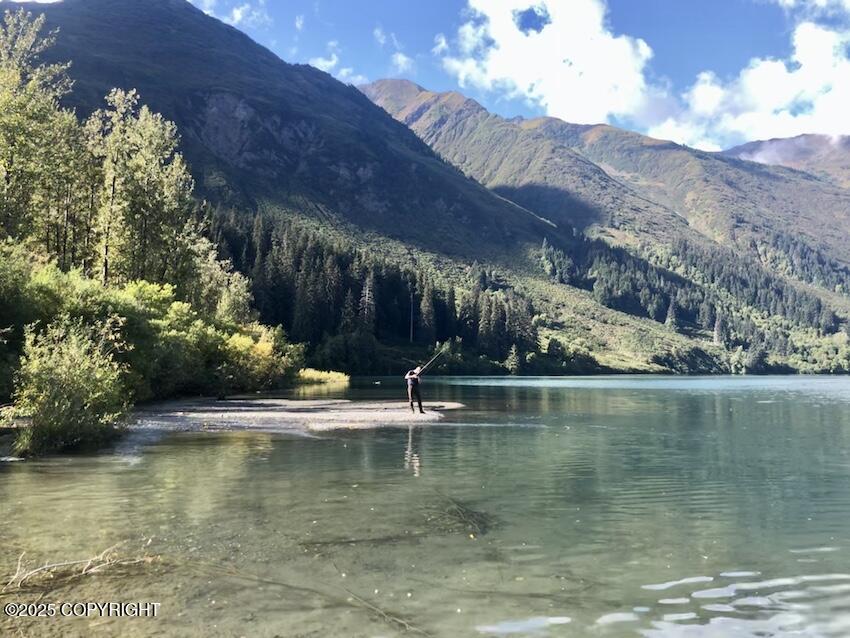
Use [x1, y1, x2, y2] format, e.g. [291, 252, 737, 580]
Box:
[437, 0, 850, 149]
[294, 14, 304, 31]
[772, 0, 850, 13]
[439, 0, 654, 125]
[391, 51, 414, 74]
[649, 21, 850, 149]
[432, 33, 449, 55]
[308, 41, 367, 84]
[309, 41, 340, 71]
[338, 67, 369, 85]
[373, 27, 414, 75]
[309, 52, 338, 71]
[189, 0, 271, 28]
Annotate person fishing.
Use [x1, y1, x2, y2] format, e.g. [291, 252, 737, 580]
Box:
[405, 366, 425, 414]
[404, 347, 445, 414]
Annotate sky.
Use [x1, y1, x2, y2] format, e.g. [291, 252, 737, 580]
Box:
[17, 0, 850, 150]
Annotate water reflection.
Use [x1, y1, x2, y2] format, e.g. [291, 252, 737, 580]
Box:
[2, 376, 850, 636]
[404, 425, 422, 477]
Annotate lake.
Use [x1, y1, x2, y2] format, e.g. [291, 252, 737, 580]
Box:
[3, 376, 850, 637]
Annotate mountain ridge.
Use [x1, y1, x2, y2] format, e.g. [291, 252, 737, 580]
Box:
[724, 134, 850, 189]
[362, 78, 850, 272]
[13, 0, 850, 373]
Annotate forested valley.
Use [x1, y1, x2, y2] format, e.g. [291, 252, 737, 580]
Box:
[5, 3, 850, 456]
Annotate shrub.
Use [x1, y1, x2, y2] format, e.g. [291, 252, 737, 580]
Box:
[296, 368, 351, 385]
[221, 324, 304, 393]
[8, 316, 129, 455]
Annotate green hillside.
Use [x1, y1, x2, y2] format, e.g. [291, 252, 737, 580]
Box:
[725, 134, 850, 189]
[363, 79, 850, 333]
[363, 80, 850, 272]
[10, 0, 850, 374]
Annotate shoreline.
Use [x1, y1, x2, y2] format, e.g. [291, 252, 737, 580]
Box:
[132, 398, 465, 435]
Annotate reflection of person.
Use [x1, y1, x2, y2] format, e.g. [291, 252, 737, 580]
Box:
[404, 366, 425, 414]
[404, 424, 421, 477]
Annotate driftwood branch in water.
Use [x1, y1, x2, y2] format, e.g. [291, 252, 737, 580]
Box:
[342, 587, 432, 637]
[2, 540, 158, 595]
[300, 531, 430, 550]
[429, 490, 495, 537]
[184, 559, 432, 636]
[2, 541, 433, 636]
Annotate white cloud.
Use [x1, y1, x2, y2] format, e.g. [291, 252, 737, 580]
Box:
[192, 0, 218, 13]
[373, 26, 387, 46]
[308, 41, 367, 84]
[188, 0, 271, 28]
[226, 2, 271, 28]
[432, 33, 449, 55]
[439, 0, 654, 125]
[438, 0, 850, 149]
[338, 67, 369, 85]
[309, 51, 338, 72]
[391, 51, 414, 74]
[772, 0, 850, 13]
[648, 21, 850, 148]
[295, 14, 304, 31]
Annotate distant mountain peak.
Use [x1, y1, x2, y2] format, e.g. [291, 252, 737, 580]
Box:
[724, 134, 850, 188]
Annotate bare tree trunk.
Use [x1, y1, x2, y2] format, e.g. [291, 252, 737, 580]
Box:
[61, 184, 70, 270]
[102, 173, 116, 286]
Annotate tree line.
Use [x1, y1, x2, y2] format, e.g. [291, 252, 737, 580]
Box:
[211, 210, 547, 372]
[539, 229, 843, 367]
[0, 10, 302, 454]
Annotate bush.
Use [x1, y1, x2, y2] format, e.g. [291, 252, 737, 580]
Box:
[296, 368, 351, 385]
[221, 324, 304, 393]
[8, 316, 129, 455]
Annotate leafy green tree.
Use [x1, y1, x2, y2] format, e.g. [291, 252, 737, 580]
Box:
[87, 88, 195, 284]
[0, 9, 72, 242]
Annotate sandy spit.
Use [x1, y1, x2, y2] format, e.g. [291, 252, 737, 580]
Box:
[133, 398, 464, 435]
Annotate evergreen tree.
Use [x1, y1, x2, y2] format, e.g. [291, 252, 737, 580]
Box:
[340, 289, 357, 333]
[419, 281, 436, 344]
[504, 344, 520, 375]
[665, 299, 679, 330]
[714, 315, 726, 346]
[442, 287, 457, 340]
[358, 271, 376, 334]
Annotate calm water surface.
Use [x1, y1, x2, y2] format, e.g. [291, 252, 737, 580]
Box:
[3, 376, 850, 637]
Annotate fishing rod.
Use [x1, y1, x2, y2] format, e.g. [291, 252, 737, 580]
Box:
[418, 345, 448, 375]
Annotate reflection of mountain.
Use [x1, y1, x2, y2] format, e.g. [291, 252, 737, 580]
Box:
[725, 134, 850, 189]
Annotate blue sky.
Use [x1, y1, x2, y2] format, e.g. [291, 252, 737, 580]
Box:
[189, 0, 850, 150]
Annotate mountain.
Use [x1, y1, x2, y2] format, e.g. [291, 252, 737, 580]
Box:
[361, 80, 691, 243]
[725, 135, 850, 189]
[33, 0, 553, 260]
[15, 0, 850, 373]
[362, 80, 850, 271]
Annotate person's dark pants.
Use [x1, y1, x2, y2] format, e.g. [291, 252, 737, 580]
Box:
[408, 384, 423, 412]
